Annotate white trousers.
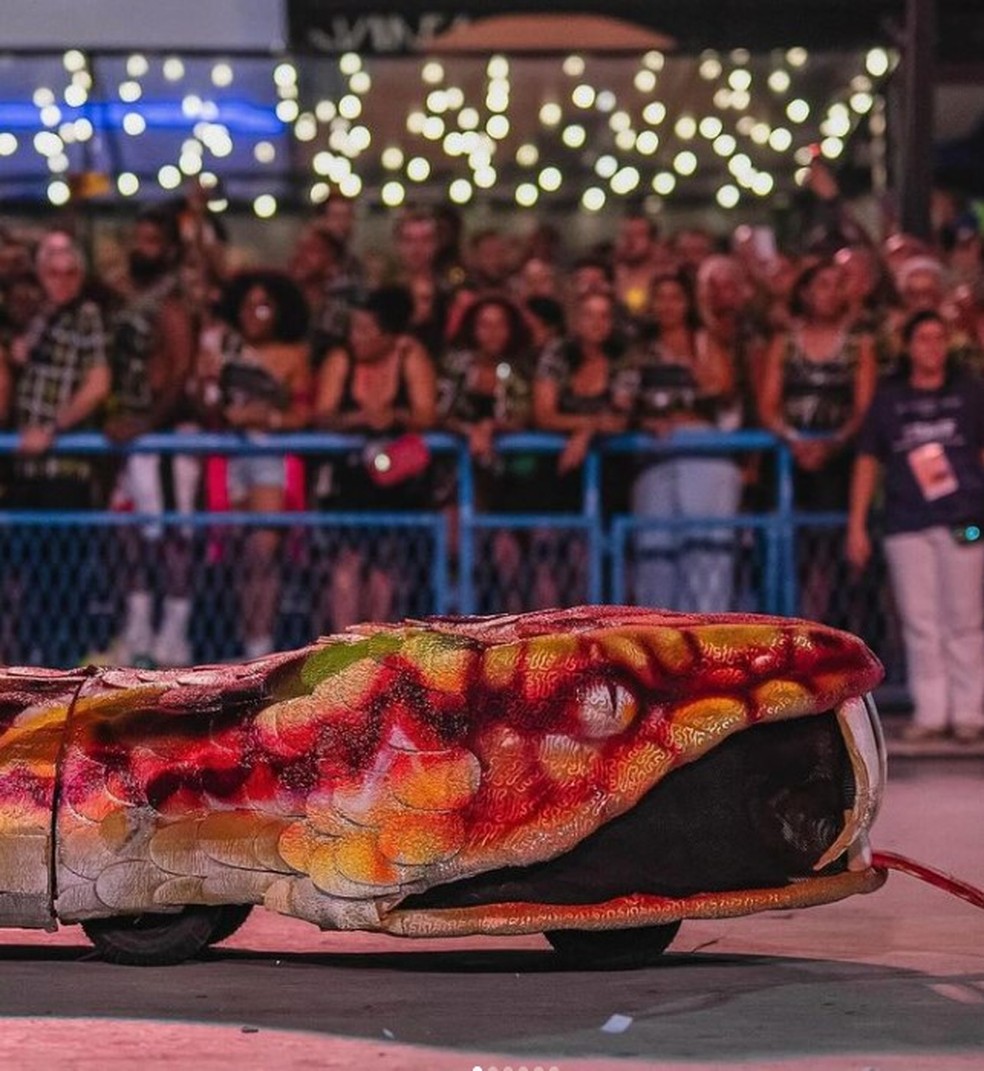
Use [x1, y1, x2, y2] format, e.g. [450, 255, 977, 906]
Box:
[884, 526, 984, 731]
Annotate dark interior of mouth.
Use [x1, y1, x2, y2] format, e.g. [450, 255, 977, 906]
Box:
[401, 711, 855, 911]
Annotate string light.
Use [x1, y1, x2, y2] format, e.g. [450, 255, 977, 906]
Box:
[449, 178, 473, 204]
[699, 116, 723, 139]
[126, 54, 149, 78]
[563, 55, 585, 77]
[516, 183, 538, 207]
[699, 56, 723, 80]
[652, 171, 676, 195]
[786, 47, 809, 68]
[254, 194, 277, 218]
[581, 187, 606, 211]
[407, 156, 430, 181]
[421, 61, 444, 84]
[595, 155, 618, 179]
[123, 112, 146, 136]
[350, 71, 371, 94]
[716, 184, 740, 208]
[117, 172, 139, 196]
[158, 165, 181, 189]
[538, 166, 562, 191]
[866, 49, 890, 77]
[163, 57, 185, 81]
[516, 143, 539, 167]
[636, 130, 659, 154]
[611, 166, 640, 195]
[211, 63, 233, 87]
[673, 151, 697, 175]
[643, 101, 666, 125]
[768, 70, 791, 93]
[786, 98, 810, 122]
[768, 127, 792, 151]
[381, 180, 405, 207]
[634, 70, 657, 93]
[562, 124, 586, 148]
[675, 115, 697, 139]
[119, 81, 142, 103]
[0, 134, 18, 156]
[47, 180, 70, 205]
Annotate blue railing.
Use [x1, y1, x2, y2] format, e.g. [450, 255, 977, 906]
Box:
[0, 430, 900, 683]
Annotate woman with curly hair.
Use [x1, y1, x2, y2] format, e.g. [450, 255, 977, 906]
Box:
[200, 269, 312, 659]
[438, 294, 533, 611]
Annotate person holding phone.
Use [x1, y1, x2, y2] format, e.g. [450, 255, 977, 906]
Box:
[847, 310, 984, 744]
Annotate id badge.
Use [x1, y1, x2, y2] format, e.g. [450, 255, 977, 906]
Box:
[907, 442, 959, 501]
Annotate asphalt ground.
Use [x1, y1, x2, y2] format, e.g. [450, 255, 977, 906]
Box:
[0, 756, 981, 1071]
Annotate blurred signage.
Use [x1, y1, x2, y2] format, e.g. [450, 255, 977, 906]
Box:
[288, 2, 469, 53]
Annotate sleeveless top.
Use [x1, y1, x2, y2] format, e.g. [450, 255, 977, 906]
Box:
[216, 330, 290, 412]
[110, 273, 179, 416]
[781, 326, 862, 434]
[535, 338, 613, 416]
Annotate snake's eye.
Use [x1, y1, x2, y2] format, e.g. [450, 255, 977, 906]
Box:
[578, 679, 638, 738]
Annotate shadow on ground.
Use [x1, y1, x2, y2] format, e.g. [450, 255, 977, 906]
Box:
[1, 940, 981, 1063]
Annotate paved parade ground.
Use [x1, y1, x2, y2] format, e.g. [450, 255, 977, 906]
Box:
[1, 753, 982, 1071]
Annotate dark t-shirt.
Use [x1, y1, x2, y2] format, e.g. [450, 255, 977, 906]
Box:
[857, 370, 984, 534]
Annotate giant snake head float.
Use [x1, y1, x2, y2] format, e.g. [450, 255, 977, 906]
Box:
[0, 606, 977, 966]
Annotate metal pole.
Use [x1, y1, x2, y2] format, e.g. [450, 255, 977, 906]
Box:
[900, 0, 936, 239]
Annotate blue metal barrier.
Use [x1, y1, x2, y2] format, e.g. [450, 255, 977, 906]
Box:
[0, 430, 905, 682]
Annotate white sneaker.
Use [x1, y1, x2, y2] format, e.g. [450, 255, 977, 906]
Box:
[243, 635, 274, 660]
[151, 597, 193, 667]
[114, 592, 155, 666]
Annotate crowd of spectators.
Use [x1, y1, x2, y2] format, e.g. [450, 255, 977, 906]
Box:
[1, 166, 983, 729]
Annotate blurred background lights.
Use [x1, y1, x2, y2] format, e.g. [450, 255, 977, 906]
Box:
[421, 61, 444, 84]
[422, 116, 445, 140]
[407, 156, 430, 181]
[276, 100, 299, 122]
[33, 131, 62, 156]
[787, 98, 810, 122]
[73, 118, 93, 141]
[310, 182, 330, 203]
[126, 53, 149, 78]
[636, 130, 659, 154]
[563, 55, 585, 77]
[350, 71, 371, 94]
[750, 122, 771, 144]
[786, 47, 809, 68]
[406, 110, 426, 135]
[611, 166, 640, 195]
[643, 50, 665, 71]
[339, 52, 361, 76]
[674, 115, 697, 139]
[381, 146, 404, 170]
[47, 180, 70, 206]
[381, 180, 405, 207]
[595, 90, 617, 112]
[163, 57, 185, 81]
[634, 69, 657, 93]
[458, 107, 480, 130]
[581, 186, 606, 211]
[294, 113, 317, 141]
[516, 143, 539, 167]
[699, 116, 723, 139]
[487, 55, 510, 79]
[339, 174, 362, 197]
[728, 69, 752, 92]
[0, 134, 18, 156]
[609, 110, 632, 132]
[699, 57, 723, 80]
[752, 172, 775, 195]
[486, 114, 510, 139]
[768, 127, 793, 151]
[516, 182, 538, 207]
[474, 167, 497, 189]
[673, 150, 697, 175]
[768, 69, 791, 93]
[716, 184, 740, 208]
[652, 171, 676, 195]
[643, 101, 666, 125]
[64, 84, 87, 107]
[40, 105, 61, 128]
[444, 87, 464, 110]
[614, 129, 636, 151]
[866, 48, 890, 77]
[562, 124, 586, 148]
[122, 112, 146, 136]
[713, 133, 737, 155]
[713, 89, 733, 109]
[851, 91, 874, 113]
[273, 62, 297, 88]
[539, 102, 562, 126]
[449, 178, 473, 204]
[821, 136, 844, 158]
[33, 88, 55, 108]
[339, 95, 362, 119]
[595, 155, 618, 178]
[158, 165, 181, 189]
[117, 172, 139, 197]
[572, 84, 596, 109]
[253, 194, 277, 218]
[63, 50, 86, 72]
[211, 62, 233, 87]
[538, 166, 562, 191]
[47, 153, 69, 173]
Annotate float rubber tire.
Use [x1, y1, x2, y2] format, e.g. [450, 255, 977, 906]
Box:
[545, 921, 682, 969]
[81, 906, 222, 966]
[207, 904, 254, 945]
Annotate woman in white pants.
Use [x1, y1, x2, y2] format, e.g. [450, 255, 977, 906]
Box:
[847, 310, 984, 743]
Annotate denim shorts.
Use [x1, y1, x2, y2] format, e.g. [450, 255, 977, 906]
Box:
[226, 453, 286, 500]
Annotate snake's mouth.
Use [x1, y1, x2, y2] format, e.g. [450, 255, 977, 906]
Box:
[389, 694, 885, 934]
